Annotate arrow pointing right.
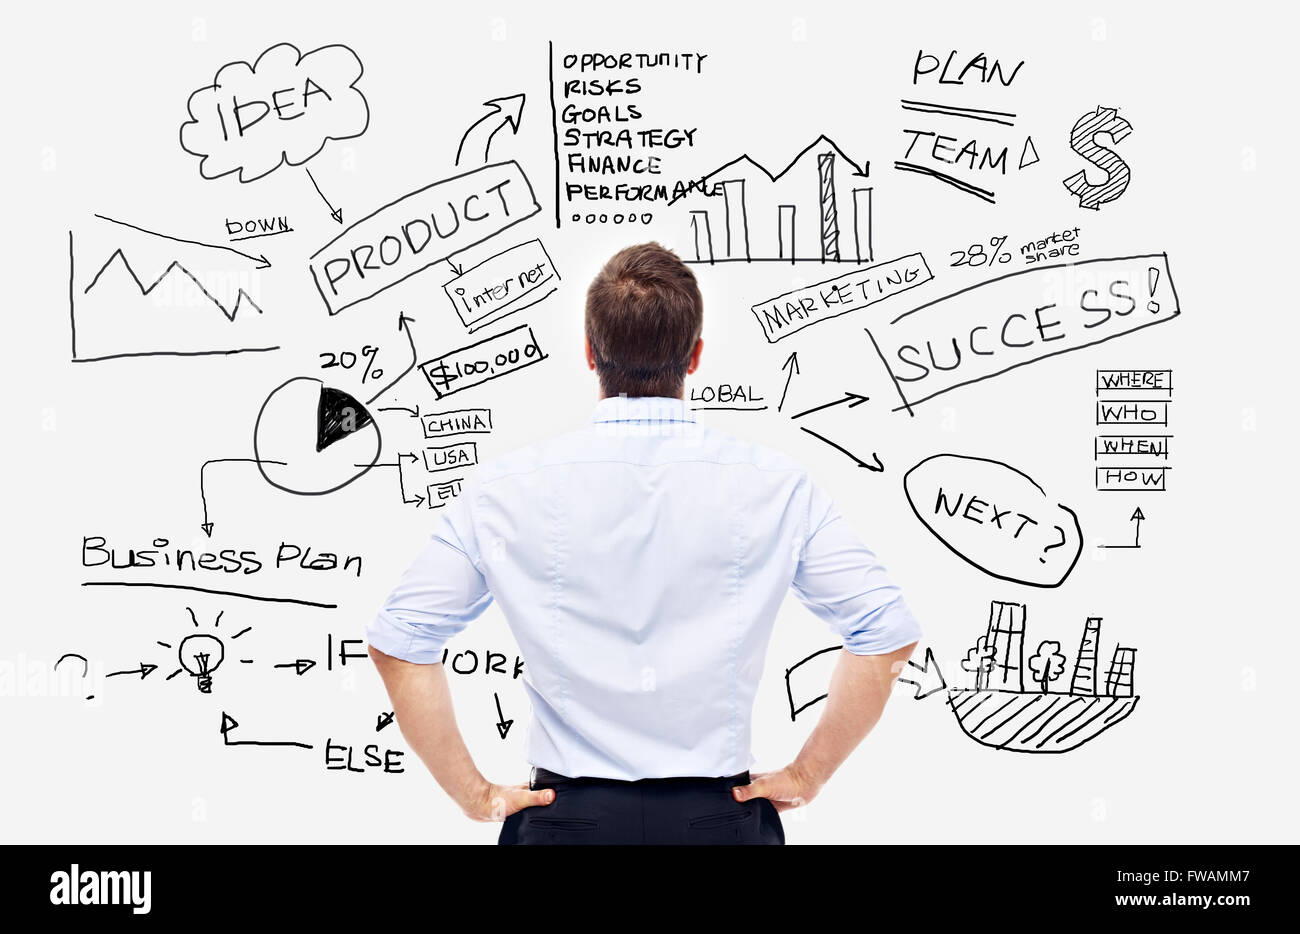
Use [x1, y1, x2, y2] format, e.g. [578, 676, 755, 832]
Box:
[897, 647, 946, 701]
[106, 662, 158, 680]
[273, 659, 316, 676]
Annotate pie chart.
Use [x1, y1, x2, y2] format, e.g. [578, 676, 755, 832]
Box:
[253, 377, 382, 495]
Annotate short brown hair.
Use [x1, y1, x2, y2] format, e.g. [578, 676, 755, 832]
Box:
[585, 242, 703, 398]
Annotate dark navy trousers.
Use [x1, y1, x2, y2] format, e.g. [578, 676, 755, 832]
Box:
[498, 767, 785, 845]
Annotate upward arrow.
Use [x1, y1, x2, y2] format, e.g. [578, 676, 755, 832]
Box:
[365, 312, 418, 406]
[777, 352, 800, 412]
[1131, 507, 1145, 546]
[455, 94, 526, 166]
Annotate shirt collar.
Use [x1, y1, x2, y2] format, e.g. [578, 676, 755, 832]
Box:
[589, 395, 697, 425]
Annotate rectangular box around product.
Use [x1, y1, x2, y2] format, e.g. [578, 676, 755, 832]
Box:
[308, 162, 541, 315]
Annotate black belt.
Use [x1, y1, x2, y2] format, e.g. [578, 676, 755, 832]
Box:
[530, 765, 751, 789]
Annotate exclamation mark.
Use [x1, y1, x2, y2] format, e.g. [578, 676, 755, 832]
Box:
[1147, 266, 1161, 313]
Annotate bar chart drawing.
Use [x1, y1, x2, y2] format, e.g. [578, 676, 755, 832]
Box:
[673, 135, 873, 265]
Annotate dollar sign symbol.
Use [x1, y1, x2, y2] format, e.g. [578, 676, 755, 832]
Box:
[1062, 106, 1132, 210]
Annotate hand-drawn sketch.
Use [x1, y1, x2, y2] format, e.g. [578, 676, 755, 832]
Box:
[68, 216, 278, 362]
[1100, 507, 1147, 550]
[793, 393, 884, 472]
[903, 453, 1082, 587]
[419, 324, 547, 399]
[220, 712, 313, 750]
[673, 137, 873, 264]
[443, 239, 560, 332]
[252, 377, 383, 497]
[946, 602, 1140, 753]
[456, 94, 526, 167]
[784, 646, 840, 721]
[179, 42, 369, 190]
[308, 162, 542, 316]
[494, 693, 514, 739]
[895, 49, 1029, 204]
[549, 44, 708, 228]
[792, 601, 1140, 754]
[32, 7, 1272, 834]
[165, 608, 228, 693]
[750, 253, 932, 342]
[54, 653, 95, 701]
[897, 647, 947, 700]
[866, 254, 1181, 416]
[1063, 106, 1132, 210]
[1095, 368, 1173, 492]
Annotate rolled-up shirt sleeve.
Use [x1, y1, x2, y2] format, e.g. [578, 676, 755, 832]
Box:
[790, 478, 922, 655]
[366, 487, 493, 663]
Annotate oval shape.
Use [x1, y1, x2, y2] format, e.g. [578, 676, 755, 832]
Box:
[903, 453, 1082, 587]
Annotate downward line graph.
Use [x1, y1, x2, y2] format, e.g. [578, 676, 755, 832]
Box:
[84, 248, 264, 322]
[69, 221, 282, 362]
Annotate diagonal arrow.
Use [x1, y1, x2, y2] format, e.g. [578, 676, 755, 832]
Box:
[791, 391, 870, 420]
[365, 312, 418, 406]
[376, 711, 396, 732]
[93, 213, 271, 269]
[493, 692, 514, 739]
[455, 94, 526, 167]
[897, 647, 946, 700]
[777, 352, 800, 412]
[799, 427, 884, 471]
[106, 662, 158, 680]
[305, 167, 344, 224]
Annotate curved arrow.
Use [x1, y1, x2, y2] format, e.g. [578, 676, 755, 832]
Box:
[455, 94, 526, 166]
[200, 457, 286, 537]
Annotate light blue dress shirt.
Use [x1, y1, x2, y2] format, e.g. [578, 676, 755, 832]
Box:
[367, 395, 921, 781]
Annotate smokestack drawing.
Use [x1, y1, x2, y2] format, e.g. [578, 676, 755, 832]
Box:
[1104, 647, 1137, 697]
[1071, 617, 1102, 695]
[984, 601, 1025, 692]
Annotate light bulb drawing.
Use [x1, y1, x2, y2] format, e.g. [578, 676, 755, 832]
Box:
[178, 633, 225, 693]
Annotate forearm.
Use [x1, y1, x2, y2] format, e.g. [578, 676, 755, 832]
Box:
[368, 645, 484, 808]
[792, 642, 917, 788]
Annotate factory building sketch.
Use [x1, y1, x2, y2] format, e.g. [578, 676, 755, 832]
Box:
[672, 135, 874, 265]
[951, 601, 1140, 754]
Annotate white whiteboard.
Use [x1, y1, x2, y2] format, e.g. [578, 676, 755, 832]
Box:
[3, 0, 1295, 844]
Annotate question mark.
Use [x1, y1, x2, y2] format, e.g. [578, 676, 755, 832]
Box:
[1040, 525, 1067, 564]
[54, 653, 93, 700]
